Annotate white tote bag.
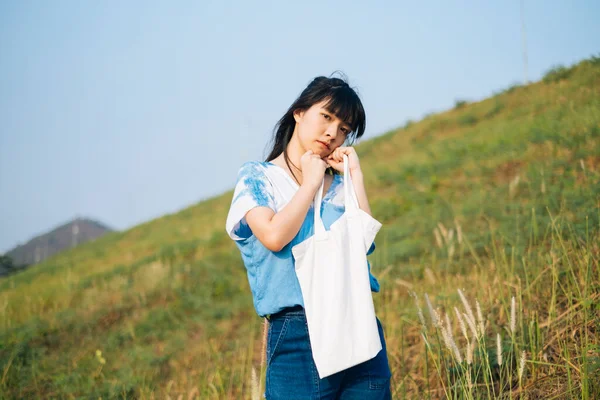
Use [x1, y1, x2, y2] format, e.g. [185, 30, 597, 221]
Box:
[292, 154, 383, 379]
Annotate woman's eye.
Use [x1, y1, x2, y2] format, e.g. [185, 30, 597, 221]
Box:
[341, 128, 348, 134]
[322, 113, 331, 120]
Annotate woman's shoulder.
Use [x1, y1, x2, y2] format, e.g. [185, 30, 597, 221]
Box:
[236, 160, 273, 178]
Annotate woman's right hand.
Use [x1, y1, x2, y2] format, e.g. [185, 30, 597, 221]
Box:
[300, 150, 327, 190]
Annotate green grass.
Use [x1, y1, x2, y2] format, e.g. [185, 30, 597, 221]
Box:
[1, 55, 599, 399]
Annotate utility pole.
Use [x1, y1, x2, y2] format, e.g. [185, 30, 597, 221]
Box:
[72, 218, 79, 248]
[520, 0, 529, 84]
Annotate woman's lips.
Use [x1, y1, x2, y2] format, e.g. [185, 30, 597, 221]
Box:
[316, 140, 329, 149]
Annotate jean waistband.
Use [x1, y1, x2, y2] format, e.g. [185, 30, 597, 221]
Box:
[267, 305, 304, 321]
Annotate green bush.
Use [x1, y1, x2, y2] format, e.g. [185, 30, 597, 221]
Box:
[543, 64, 573, 83]
[458, 113, 478, 126]
[454, 99, 468, 109]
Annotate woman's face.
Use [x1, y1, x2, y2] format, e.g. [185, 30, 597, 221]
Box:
[293, 100, 351, 157]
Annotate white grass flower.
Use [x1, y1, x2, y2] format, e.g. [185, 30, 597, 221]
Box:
[424, 293, 440, 328]
[437, 222, 448, 242]
[476, 300, 485, 335]
[424, 268, 436, 284]
[454, 307, 469, 341]
[510, 296, 516, 335]
[458, 289, 477, 336]
[509, 175, 520, 198]
[410, 291, 427, 328]
[433, 228, 443, 249]
[463, 312, 478, 339]
[454, 220, 463, 244]
[445, 313, 452, 335]
[441, 326, 453, 352]
[251, 367, 260, 400]
[417, 308, 426, 328]
[496, 333, 502, 366]
[518, 351, 526, 381]
[452, 339, 462, 363]
[466, 341, 474, 365]
[467, 369, 473, 391]
[441, 325, 462, 363]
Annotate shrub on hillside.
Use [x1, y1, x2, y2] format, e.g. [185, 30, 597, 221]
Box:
[454, 99, 468, 109]
[542, 64, 573, 83]
[458, 113, 478, 126]
[500, 82, 522, 95]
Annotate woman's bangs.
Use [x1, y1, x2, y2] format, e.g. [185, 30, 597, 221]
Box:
[322, 89, 364, 136]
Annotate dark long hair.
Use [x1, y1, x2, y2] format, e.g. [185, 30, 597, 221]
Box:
[265, 72, 366, 183]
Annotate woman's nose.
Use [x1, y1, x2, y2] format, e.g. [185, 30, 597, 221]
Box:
[326, 124, 338, 138]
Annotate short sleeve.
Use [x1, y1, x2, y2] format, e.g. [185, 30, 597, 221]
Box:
[225, 161, 277, 241]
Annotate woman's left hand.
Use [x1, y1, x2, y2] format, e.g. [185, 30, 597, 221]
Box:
[325, 146, 361, 174]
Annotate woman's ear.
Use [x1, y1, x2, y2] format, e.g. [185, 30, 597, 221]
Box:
[293, 109, 305, 123]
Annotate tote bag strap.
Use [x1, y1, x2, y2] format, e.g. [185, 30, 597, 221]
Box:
[313, 155, 360, 239]
[343, 154, 360, 213]
[313, 178, 326, 238]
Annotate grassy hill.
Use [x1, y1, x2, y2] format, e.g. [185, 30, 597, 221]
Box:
[1, 56, 599, 399]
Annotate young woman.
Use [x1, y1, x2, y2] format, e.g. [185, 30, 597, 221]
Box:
[225, 75, 392, 399]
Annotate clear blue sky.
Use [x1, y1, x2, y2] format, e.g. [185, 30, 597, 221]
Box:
[1, 1, 598, 253]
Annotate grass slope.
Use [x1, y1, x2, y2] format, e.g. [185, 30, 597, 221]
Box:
[1, 56, 599, 399]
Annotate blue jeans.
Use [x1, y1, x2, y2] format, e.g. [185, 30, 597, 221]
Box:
[265, 306, 392, 399]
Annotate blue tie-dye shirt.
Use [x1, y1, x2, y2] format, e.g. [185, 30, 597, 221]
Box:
[225, 161, 380, 318]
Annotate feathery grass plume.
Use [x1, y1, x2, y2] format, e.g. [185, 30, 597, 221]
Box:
[451, 338, 462, 363]
[433, 227, 443, 249]
[424, 293, 440, 328]
[457, 289, 477, 337]
[444, 313, 452, 336]
[466, 340, 474, 365]
[437, 222, 448, 242]
[510, 296, 516, 335]
[188, 387, 199, 399]
[251, 367, 260, 400]
[518, 351, 526, 380]
[496, 333, 502, 366]
[424, 268, 436, 284]
[467, 369, 473, 391]
[509, 175, 520, 198]
[440, 326, 453, 353]
[454, 307, 469, 341]
[410, 291, 427, 328]
[475, 300, 485, 335]
[443, 312, 462, 361]
[440, 324, 462, 363]
[454, 219, 463, 244]
[261, 319, 268, 369]
[463, 312, 478, 339]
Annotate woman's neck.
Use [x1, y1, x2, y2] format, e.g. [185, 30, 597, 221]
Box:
[284, 134, 305, 173]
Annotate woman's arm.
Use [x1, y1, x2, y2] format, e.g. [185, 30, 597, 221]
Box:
[245, 183, 318, 252]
